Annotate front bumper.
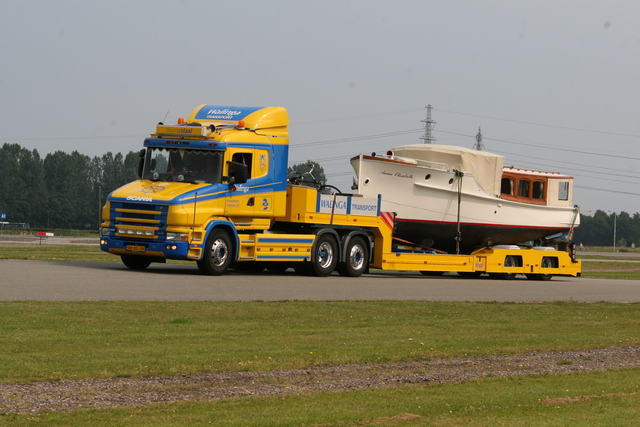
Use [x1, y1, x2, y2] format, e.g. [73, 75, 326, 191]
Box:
[99, 237, 203, 260]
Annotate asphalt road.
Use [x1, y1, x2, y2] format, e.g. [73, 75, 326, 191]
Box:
[2, 259, 640, 302]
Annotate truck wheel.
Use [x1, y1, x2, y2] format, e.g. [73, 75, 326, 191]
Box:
[197, 228, 233, 275]
[337, 236, 368, 277]
[311, 234, 338, 276]
[121, 255, 152, 270]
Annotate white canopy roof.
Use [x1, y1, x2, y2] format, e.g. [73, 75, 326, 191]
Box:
[391, 144, 505, 196]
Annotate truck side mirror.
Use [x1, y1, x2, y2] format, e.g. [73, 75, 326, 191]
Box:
[226, 161, 248, 184]
[137, 149, 146, 178]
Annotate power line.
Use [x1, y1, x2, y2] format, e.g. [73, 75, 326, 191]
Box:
[435, 108, 640, 139]
[575, 185, 640, 197]
[435, 129, 640, 161]
[292, 129, 422, 147]
[291, 108, 424, 126]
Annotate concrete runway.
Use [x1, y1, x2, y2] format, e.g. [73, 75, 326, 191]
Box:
[2, 259, 640, 302]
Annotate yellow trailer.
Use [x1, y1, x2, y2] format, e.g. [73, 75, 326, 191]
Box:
[232, 184, 581, 280]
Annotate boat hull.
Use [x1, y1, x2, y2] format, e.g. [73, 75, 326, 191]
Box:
[351, 155, 579, 254]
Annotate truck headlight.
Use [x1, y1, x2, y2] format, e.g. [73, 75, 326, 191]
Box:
[100, 227, 111, 236]
[166, 232, 189, 242]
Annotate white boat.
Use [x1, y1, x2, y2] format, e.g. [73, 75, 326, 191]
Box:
[350, 144, 580, 254]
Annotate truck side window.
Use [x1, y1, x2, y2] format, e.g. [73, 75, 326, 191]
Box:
[231, 153, 252, 178]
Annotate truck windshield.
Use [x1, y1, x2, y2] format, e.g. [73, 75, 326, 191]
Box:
[142, 148, 224, 184]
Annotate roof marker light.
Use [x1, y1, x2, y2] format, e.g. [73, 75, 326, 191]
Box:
[177, 118, 185, 124]
[237, 120, 245, 129]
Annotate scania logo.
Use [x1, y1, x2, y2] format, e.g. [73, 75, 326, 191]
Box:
[141, 185, 165, 193]
[127, 196, 153, 202]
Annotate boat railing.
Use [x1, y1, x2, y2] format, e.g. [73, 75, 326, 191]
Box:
[372, 152, 450, 171]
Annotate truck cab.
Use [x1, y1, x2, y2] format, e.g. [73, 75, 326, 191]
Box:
[99, 105, 289, 269]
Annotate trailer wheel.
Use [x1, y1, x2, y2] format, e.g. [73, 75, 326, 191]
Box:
[121, 255, 152, 270]
[489, 255, 518, 280]
[197, 228, 233, 275]
[525, 256, 554, 281]
[525, 273, 553, 281]
[311, 234, 338, 276]
[337, 236, 368, 277]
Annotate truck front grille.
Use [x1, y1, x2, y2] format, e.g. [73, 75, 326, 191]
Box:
[109, 202, 168, 241]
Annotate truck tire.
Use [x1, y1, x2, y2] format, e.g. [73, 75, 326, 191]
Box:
[197, 228, 233, 275]
[337, 236, 368, 277]
[311, 234, 338, 276]
[121, 255, 152, 270]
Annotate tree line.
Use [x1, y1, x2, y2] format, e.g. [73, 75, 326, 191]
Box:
[0, 142, 638, 247]
[0, 143, 139, 229]
[573, 210, 640, 249]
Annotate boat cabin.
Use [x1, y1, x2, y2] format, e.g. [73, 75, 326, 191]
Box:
[500, 167, 574, 207]
[373, 145, 575, 208]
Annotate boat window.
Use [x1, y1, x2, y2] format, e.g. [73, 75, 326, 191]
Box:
[532, 181, 545, 200]
[558, 181, 569, 200]
[501, 174, 550, 204]
[501, 178, 514, 196]
[517, 180, 530, 198]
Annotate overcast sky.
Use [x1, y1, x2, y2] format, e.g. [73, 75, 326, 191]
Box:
[1, 0, 639, 215]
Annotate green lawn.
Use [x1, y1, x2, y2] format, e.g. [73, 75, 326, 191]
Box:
[1, 301, 639, 384]
[1, 301, 640, 425]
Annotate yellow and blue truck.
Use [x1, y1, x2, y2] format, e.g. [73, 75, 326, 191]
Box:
[99, 104, 581, 280]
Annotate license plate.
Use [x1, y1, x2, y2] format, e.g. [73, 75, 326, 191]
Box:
[126, 245, 146, 252]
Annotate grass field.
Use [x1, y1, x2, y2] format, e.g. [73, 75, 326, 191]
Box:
[1, 301, 640, 425]
[2, 300, 639, 384]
